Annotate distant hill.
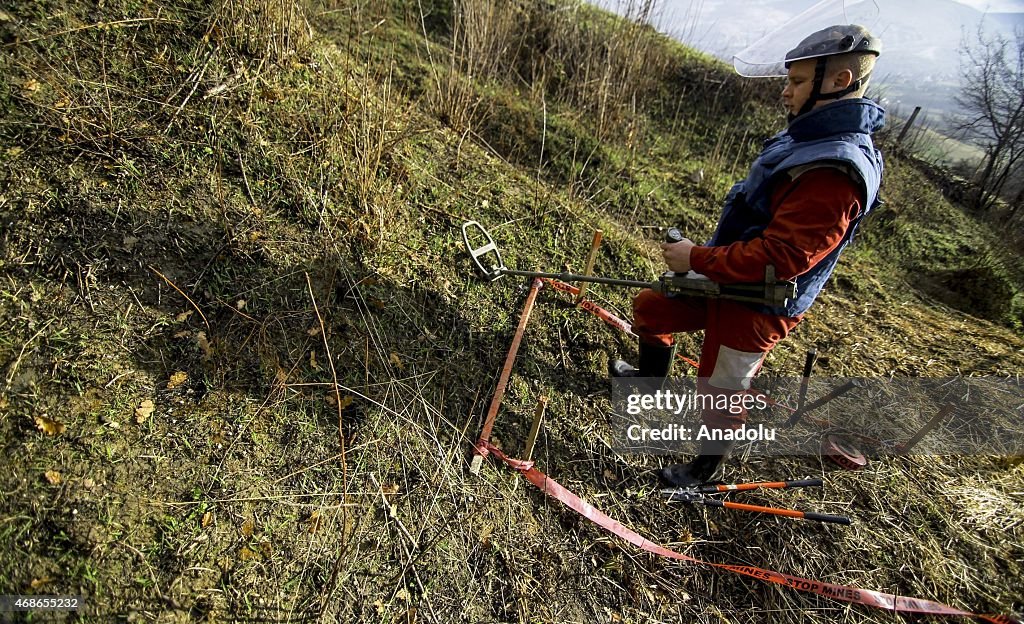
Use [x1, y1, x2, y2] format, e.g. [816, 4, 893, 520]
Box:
[639, 0, 1022, 133]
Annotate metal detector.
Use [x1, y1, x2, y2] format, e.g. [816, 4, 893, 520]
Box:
[462, 221, 798, 307]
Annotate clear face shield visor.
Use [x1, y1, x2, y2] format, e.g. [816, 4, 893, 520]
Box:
[732, 0, 881, 78]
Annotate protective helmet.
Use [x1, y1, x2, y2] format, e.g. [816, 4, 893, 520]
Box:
[785, 24, 882, 67]
[733, 0, 881, 78]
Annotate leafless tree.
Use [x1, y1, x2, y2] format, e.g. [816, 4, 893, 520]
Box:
[954, 25, 1024, 215]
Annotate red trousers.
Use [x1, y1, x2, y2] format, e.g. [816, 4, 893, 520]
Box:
[632, 289, 801, 430]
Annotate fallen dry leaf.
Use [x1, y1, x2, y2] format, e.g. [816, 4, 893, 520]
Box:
[135, 399, 155, 423]
[30, 577, 53, 590]
[22, 79, 40, 94]
[167, 371, 188, 390]
[34, 415, 65, 436]
[240, 518, 255, 537]
[389, 352, 405, 370]
[196, 332, 212, 359]
[210, 421, 225, 445]
[327, 394, 355, 409]
[309, 350, 320, 371]
[307, 510, 322, 534]
[239, 546, 258, 561]
[175, 310, 193, 322]
[43, 470, 62, 485]
[172, 330, 190, 339]
[202, 511, 214, 528]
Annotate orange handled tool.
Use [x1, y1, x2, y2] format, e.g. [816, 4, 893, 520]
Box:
[685, 478, 822, 494]
[674, 496, 851, 525]
[662, 478, 851, 525]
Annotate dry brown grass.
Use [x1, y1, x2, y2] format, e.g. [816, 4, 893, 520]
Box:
[546, 1, 672, 142]
[216, 0, 312, 61]
[424, 0, 522, 136]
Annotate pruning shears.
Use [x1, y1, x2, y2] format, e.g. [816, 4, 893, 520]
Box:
[661, 478, 852, 525]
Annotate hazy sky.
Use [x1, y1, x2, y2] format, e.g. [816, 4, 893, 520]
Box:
[951, 0, 1024, 10]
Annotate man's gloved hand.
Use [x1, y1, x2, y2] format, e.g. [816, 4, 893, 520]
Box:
[661, 237, 695, 273]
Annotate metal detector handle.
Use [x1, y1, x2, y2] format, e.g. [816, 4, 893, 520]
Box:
[658, 271, 796, 307]
[462, 220, 505, 281]
[665, 228, 685, 243]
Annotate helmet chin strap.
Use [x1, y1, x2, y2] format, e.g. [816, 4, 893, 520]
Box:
[790, 57, 866, 122]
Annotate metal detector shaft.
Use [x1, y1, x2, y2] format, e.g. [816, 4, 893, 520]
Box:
[499, 268, 794, 307]
[496, 268, 652, 289]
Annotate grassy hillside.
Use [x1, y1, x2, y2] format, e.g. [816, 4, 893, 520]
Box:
[1, 1, 1022, 622]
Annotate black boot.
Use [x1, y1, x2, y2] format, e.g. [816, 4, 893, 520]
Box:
[609, 343, 675, 378]
[659, 439, 736, 487]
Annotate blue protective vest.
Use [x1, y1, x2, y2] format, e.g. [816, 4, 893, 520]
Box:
[706, 98, 885, 317]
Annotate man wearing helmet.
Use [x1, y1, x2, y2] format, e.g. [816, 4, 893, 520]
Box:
[611, 25, 885, 487]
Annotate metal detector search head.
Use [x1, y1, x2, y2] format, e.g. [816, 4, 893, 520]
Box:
[462, 221, 505, 281]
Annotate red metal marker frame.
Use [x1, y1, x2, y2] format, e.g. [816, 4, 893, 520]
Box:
[469, 278, 545, 475]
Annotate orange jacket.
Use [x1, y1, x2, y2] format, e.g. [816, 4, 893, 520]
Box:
[690, 167, 863, 284]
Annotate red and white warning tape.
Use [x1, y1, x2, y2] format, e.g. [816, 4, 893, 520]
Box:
[543, 279, 704, 369]
[475, 440, 1020, 624]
